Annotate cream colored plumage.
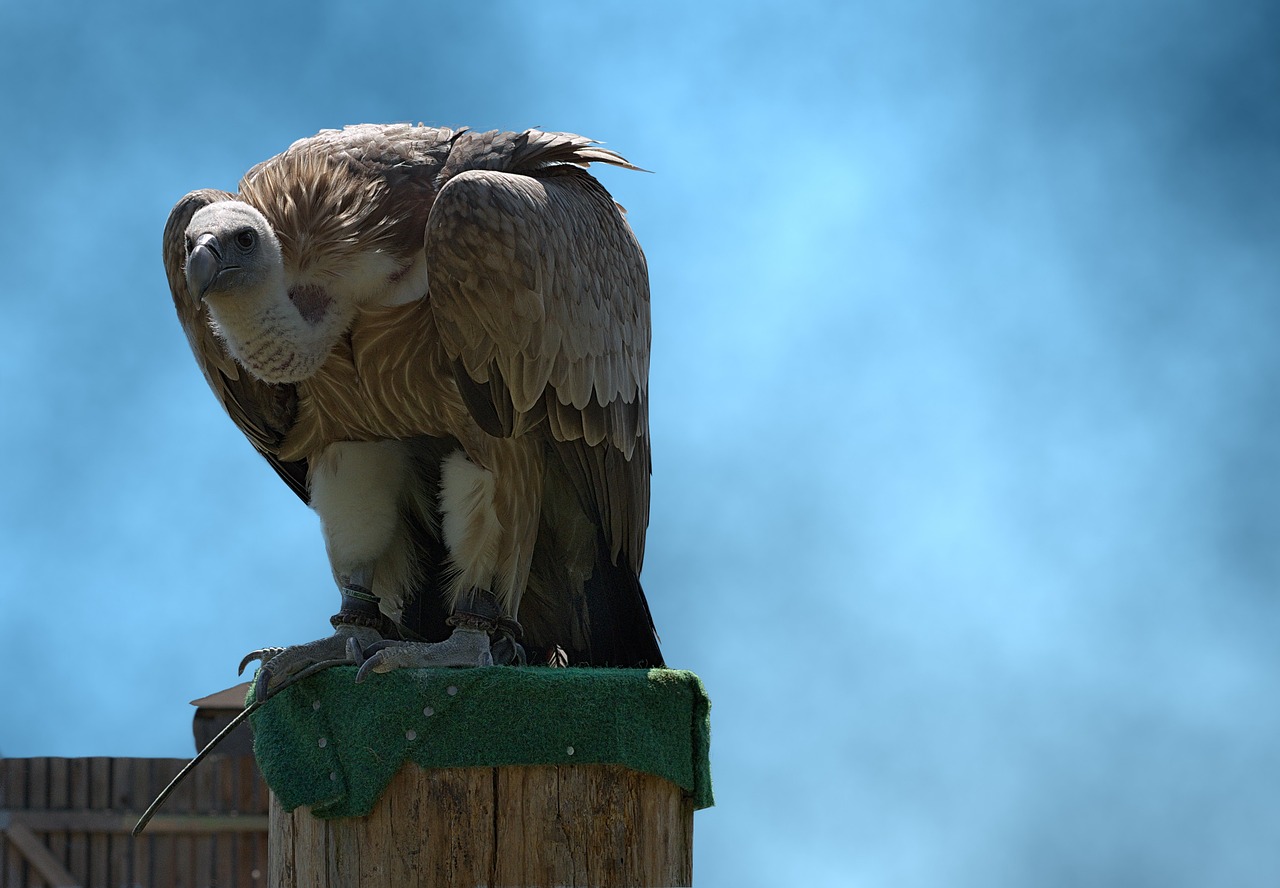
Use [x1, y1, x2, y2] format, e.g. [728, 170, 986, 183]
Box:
[162, 124, 661, 679]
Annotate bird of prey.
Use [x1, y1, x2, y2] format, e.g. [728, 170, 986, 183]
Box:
[162, 124, 662, 690]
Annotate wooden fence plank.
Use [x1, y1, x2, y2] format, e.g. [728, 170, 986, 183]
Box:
[131, 755, 154, 887]
[0, 761, 6, 887]
[109, 757, 131, 887]
[46, 758, 69, 880]
[152, 758, 179, 888]
[0, 765, 6, 888]
[28, 756, 50, 887]
[237, 756, 254, 888]
[68, 756, 88, 885]
[2, 758, 28, 888]
[177, 753, 198, 888]
[194, 753, 216, 888]
[237, 756, 266, 887]
[88, 757, 110, 887]
[2, 821, 81, 888]
[216, 756, 236, 887]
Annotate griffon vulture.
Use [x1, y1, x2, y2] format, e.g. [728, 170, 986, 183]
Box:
[162, 124, 662, 690]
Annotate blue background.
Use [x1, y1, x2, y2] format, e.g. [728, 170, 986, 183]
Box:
[2, 1, 1278, 884]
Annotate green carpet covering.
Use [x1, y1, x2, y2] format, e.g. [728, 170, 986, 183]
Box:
[249, 666, 713, 817]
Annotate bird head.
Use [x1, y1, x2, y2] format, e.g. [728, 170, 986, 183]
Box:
[184, 201, 354, 384]
[184, 202, 279, 301]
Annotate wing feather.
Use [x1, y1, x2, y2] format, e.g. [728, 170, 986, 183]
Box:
[425, 159, 650, 568]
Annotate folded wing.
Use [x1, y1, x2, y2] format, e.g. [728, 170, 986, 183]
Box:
[426, 156, 651, 573]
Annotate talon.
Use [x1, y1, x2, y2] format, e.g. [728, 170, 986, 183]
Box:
[364, 639, 394, 657]
[351, 626, 495, 675]
[491, 636, 525, 667]
[237, 627, 381, 697]
[239, 647, 283, 676]
[253, 664, 274, 701]
[354, 651, 386, 684]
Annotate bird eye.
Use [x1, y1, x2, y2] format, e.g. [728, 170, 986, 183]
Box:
[235, 229, 257, 250]
[185, 235, 194, 254]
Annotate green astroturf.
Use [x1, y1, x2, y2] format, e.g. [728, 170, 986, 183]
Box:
[249, 666, 713, 817]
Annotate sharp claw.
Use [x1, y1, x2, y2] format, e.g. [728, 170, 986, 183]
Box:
[239, 647, 283, 676]
[491, 637, 525, 667]
[363, 639, 393, 657]
[253, 664, 274, 701]
[238, 651, 261, 676]
[238, 630, 380, 699]
[354, 651, 384, 684]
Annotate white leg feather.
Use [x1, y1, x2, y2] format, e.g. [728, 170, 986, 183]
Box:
[309, 439, 415, 618]
[439, 450, 504, 610]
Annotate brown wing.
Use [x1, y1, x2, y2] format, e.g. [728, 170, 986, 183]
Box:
[425, 160, 651, 571]
[162, 190, 308, 502]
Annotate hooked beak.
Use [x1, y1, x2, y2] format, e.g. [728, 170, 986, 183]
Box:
[185, 233, 222, 301]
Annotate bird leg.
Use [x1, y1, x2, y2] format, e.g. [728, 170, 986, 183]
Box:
[239, 566, 389, 697]
[239, 439, 423, 693]
[456, 590, 526, 667]
[352, 447, 534, 679]
[354, 589, 525, 682]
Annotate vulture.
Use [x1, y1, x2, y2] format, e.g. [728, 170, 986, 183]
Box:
[162, 124, 662, 691]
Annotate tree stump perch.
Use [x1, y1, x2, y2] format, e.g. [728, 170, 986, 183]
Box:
[269, 763, 693, 887]
[251, 666, 712, 887]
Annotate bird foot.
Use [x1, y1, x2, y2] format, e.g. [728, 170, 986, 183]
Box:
[239, 625, 382, 699]
[354, 626, 524, 682]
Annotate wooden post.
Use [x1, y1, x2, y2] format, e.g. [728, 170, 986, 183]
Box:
[268, 762, 694, 887]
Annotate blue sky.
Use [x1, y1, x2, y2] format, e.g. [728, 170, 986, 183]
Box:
[2, 1, 1278, 885]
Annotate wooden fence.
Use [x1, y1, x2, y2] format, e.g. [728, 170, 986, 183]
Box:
[0, 755, 268, 888]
